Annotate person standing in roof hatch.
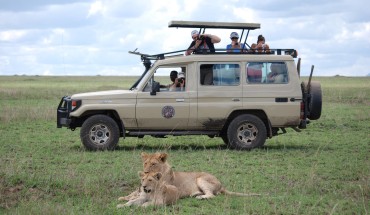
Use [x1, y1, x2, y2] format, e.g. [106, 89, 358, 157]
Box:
[226, 32, 246, 53]
[185, 30, 221, 56]
[251, 34, 270, 53]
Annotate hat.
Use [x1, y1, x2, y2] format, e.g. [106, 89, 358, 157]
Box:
[230, 32, 239, 38]
[178, 72, 185, 79]
[191, 30, 199, 37]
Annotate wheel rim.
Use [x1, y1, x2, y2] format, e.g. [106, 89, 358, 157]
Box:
[236, 123, 258, 145]
[89, 124, 111, 145]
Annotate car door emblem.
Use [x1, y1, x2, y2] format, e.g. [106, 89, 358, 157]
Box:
[162, 106, 175, 119]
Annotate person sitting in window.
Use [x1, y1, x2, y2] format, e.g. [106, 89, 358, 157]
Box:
[185, 30, 221, 55]
[251, 35, 270, 53]
[268, 63, 286, 83]
[226, 32, 246, 53]
[166, 70, 185, 91]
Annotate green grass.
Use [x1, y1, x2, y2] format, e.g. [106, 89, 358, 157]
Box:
[0, 76, 369, 214]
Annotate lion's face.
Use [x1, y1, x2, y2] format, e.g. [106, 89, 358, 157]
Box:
[140, 171, 162, 194]
[141, 152, 168, 173]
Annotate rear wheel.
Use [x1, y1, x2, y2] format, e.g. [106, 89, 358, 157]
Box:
[80, 114, 120, 151]
[227, 114, 267, 150]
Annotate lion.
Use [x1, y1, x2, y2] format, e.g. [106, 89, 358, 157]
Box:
[141, 152, 260, 199]
[117, 171, 179, 207]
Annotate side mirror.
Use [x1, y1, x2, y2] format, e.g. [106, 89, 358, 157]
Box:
[150, 81, 160, 95]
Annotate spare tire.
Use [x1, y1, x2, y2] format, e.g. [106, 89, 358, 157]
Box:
[302, 81, 322, 120]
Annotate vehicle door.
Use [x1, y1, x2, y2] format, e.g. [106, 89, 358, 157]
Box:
[136, 65, 190, 130]
[197, 63, 243, 130]
[244, 61, 302, 126]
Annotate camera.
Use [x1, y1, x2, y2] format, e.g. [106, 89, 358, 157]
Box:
[178, 72, 185, 84]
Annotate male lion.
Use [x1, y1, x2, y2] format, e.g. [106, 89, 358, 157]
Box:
[117, 171, 179, 207]
[141, 152, 260, 199]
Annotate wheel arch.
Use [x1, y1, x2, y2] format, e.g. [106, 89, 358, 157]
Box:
[222, 109, 272, 138]
[78, 110, 125, 137]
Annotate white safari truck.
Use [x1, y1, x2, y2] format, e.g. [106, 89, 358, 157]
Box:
[57, 21, 322, 150]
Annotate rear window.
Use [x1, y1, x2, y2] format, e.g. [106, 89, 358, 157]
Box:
[246, 62, 288, 84]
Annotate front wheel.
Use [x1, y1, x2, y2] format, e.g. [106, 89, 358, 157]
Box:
[227, 114, 267, 150]
[80, 114, 120, 151]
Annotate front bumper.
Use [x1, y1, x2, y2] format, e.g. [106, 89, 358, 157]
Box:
[57, 96, 72, 128]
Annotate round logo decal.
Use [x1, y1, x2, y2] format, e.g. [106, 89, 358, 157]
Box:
[162, 106, 175, 119]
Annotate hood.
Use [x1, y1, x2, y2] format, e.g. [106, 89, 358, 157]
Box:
[71, 90, 136, 100]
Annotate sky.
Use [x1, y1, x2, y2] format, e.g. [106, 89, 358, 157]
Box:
[0, 0, 369, 77]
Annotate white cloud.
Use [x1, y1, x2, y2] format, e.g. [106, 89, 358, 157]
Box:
[87, 1, 106, 17]
[0, 30, 27, 42]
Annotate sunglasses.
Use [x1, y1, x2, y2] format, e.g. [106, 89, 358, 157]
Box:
[231, 37, 238, 40]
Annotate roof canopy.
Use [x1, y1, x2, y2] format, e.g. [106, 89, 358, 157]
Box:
[168, 20, 260, 30]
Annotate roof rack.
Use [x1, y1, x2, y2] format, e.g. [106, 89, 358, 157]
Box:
[129, 48, 298, 62]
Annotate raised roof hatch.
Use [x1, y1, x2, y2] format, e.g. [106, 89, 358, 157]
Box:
[168, 20, 260, 30]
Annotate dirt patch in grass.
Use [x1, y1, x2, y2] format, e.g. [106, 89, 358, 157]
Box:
[0, 177, 48, 210]
[0, 177, 24, 209]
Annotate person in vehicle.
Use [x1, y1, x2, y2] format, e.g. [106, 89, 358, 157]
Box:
[185, 30, 221, 55]
[166, 70, 185, 91]
[251, 35, 270, 53]
[267, 63, 286, 83]
[226, 32, 246, 53]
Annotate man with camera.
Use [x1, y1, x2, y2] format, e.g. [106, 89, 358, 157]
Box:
[226, 32, 246, 53]
[168, 70, 186, 91]
[185, 30, 221, 56]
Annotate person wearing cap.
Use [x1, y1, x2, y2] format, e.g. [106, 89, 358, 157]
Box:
[185, 30, 221, 56]
[226, 32, 246, 53]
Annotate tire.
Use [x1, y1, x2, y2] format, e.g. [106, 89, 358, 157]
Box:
[80, 114, 120, 151]
[302, 81, 322, 120]
[227, 114, 267, 150]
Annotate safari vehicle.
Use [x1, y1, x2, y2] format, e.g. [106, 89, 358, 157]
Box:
[57, 21, 322, 150]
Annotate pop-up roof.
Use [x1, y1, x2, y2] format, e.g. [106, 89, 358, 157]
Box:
[129, 20, 296, 62]
[169, 20, 260, 48]
[168, 20, 260, 30]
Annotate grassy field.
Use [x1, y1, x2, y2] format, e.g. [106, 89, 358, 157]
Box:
[0, 75, 369, 214]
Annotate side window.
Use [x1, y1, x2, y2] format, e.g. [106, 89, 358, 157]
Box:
[200, 64, 240, 86]
[246, 62, 288, 84]
[143, 66, 186, 92]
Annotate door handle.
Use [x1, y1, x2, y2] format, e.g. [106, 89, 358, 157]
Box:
[232, 98, 240, 102]
[176, 98, 185, 102]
